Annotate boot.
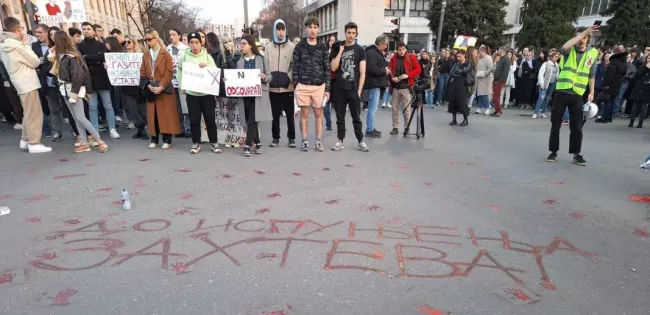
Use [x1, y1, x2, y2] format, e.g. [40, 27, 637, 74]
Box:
[449, 113, 457, 126]
[637, 119, 644, 128]
[459, 114, 468, 126]
[628, 119, 634, 128]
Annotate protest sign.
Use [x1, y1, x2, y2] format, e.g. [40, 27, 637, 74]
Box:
[224, 69, 262, 97]
[37, 0, 87, 25]
[180, 63, 221, 96]
[172, 55, 180, 88]
[105, 53, 143, 86]
[453, 35, 478, 49]
[216, 97, 246, 147]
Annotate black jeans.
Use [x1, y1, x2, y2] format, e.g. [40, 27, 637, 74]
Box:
[151, 105, 172, 144]
[270, 92, 295, 140]
[122, 94, 147, 128]
[187, 94, 217, 144]
[244, 98, 260, 146]
[631, 100, 649, 122]
[549, 91, 583, 154]
[331, 88, 363, 142]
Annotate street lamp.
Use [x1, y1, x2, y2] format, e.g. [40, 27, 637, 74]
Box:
[436, 0, 447, 52]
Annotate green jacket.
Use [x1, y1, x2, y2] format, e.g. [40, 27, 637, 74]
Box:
[177, 47, 217, 96]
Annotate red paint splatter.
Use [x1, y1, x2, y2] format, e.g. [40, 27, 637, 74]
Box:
[324, 200, 339, 205]
[24, 194, 50, 203]
[172, 262, 190, 273]
[449, 161, 456, 166]
[267, 192, 281, 198]
[190, 232, 210, 240]
[59, 159, 68, 162]
[630, 195, 650, 203]
[176, 168, 191, 173]
[365, 205, 382, 212]
[486, 204, 501, 211]
[322, 167, 330, 171]
[371, 249, 385, 259]
[26, 168, 36, 173]
[52, 289, 78, 306]
[138, 158, 151, 162]
[111, 200, 122, 205]
[37, 252, 58, 260]
[255, 208, 270, 215]
[553, 181, 564, 185]
[383, 217, 403, 224]
[133, 183, 146, 188]
[634, 228, 648, 237]
[345, 164, 354, 168]
[174, 209, 191, 216]
[543, 198, 557, 205]
[0, 273, 15, 285]
[63, 219, 82, 225]
[267, 226, 281, 234]
[98, 187, 113, 192]
[256, 253, 278, 260]
[254, 170, 266, 175]
[542, 282, 557, 290]
[26, 217, 41, 223]
[504, 288, 531, 301]
[423, 182, 433, 186]
[0, 194, 11, 200]
[416, 305, 443, 315]
[45, 233, 65, 241]
[101, 239, 123, 249]
[393, 185, 402, 190]
[180, 193, 193, 200]
[570, 211, 585, 219]
[292, 172, 302, 176]
[222, 174, 233, 179]
[53, 173, 86, 180]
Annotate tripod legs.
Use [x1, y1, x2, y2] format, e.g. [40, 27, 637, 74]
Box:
[404, 105, 423, 138]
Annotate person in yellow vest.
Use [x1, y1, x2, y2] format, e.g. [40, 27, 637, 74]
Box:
[547, 26, 599, 166]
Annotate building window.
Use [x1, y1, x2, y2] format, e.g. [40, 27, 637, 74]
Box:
[407, 33, 429, 51]
[120, 1, 127, 20]
[516, 7, 524, 25]
[408, 0, 430, 17]
[384, 0, 405, 17]
[581, 0, 611, 17]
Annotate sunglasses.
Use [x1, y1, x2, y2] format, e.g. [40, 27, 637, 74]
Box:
[126, 40, 132, 44]
[144, 38, 155, 42]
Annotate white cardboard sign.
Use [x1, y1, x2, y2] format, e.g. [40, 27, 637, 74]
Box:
[180, 63, 221, 96]
[224, 69, 262, 97]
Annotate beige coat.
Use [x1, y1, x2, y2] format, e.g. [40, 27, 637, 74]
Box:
[0, 32, 41, 95]
[264, 41, 295, 93]
[476, 55, 494, 96]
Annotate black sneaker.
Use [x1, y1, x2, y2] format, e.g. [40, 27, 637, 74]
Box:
[52, 133, 63, 142]
[546, 152, 557, 163]
[243, 146, 252, 157]
[254, 144, 263, 154]
[300, 140, 309, 152]
[365, 130, 381, 138]
[270, 139, 279, 147]
[573, 154, 587, 166]
[288, 139, 296, 148]
[390, 128, 398, 135]
[326, 126, 332, 131]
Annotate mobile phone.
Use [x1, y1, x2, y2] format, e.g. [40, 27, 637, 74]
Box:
[593, 20, 602, 27]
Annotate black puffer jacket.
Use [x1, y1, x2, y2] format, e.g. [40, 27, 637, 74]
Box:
[292, 40, 331, 92]
[603, 52, 628, 97]
[58, 54, 93, 96]
[364, 45, 388, 89]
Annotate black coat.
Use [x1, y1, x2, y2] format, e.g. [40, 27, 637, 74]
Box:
[214, 50, 240, 97]
[363, 45, 388, 89]
[77, 38, 111, 90]
[31, 41, 48, 88]
[630, 65, 650, 101]
[603, 52, 628, 97]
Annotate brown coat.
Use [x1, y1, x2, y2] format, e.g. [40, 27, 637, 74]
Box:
[140, 47, 180, 136]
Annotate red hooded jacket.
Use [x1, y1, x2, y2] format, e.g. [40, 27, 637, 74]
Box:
[388, 52, 421, 92]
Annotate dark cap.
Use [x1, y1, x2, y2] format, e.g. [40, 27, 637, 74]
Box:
[187, 32, 201, 43]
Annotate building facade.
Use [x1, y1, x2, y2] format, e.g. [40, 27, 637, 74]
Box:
[206, 23, 236, 38]
[306, 0, 434, 51]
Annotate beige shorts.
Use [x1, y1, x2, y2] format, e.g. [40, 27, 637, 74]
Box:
[295, 83, 326, 108]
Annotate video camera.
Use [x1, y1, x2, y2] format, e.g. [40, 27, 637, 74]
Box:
[413, 77, 429, 93]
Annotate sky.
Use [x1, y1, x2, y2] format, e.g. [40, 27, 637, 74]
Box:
[184, 0, 266, 25]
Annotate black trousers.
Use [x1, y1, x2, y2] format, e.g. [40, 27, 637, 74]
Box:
[151, 105, 172, 144]
[187, 94, 217, 144]
[549, 91, 583, 154]
[0, 86, 17, 124]
[331, 88, 363, 142]
[244, 98, 260, 146]
[122, 94, 147, 128]
[631, 100, 649, 122]
[270, 92, 295, 140]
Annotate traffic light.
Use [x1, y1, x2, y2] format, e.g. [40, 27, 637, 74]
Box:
[390, 18, 401, 42]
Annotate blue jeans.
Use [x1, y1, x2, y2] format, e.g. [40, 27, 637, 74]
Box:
[425, 90, 434, 106]
[88, 89, 116, 130]
[614, 82, 628, 116]
[437, 73, 450, 103]
[366, 88, 381, 132]
[477, 95, 490, 109]
[382, 89, 392, 105]
[534, 82, 556, 114]
[324, 100, 332, 128]
[563, 108, 569, 121]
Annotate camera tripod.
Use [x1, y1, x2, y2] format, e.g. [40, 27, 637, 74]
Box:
[403, 89, 425, 139]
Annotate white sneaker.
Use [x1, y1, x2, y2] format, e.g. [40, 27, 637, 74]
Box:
[28, 144, 52, 153]
[13, 123, 22, 130]
[127, 122, 135, 129]
[19, 140, 28, 150]
[109, 129, 120, 139]
[381, 103, 386, 108]
[386, 104, 392, 109]
[63, 118, 69, 124]
[162, 143, 171, 149]
[148, 143, 157, 149]
[541, 113, 548, 118]
[532, 114, 537, 119]
[115, 116, 122, 123]
[484, 108, 491, 115]
[475, 108, 482, 114]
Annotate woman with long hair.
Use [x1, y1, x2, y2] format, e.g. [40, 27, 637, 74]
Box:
[51, 31, 107, 153]
[325, 34, 337, 129]
[628, 54, 650, 128]
[501, 51, 516, 108]
[140, 29, 181, 149]
[166, 28, 190, 138]
[466, 47, 479, 111]
[446, 50, 475, 126]
[533, 51, 560, 119]
[235, 34, 272, 157]
[120, 35, 148, 139]
[206, 32, 221, 61]
[197, 30, 206, 47]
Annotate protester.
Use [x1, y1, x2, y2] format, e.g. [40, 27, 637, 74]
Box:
[167, 28, 190, 138]
[177, 32, 220, 154]
[388, 42, 421, 135]
[533, 50, 560, 118]
[52, 31, 108, 153]
[596, 47, 627, 123]
[447, 50, 474, 126]
[78, 22, 120, 139]
[292, 17, 330, 152]
[0, 56, 22, 129]
[236, 34, 272, 157]
[436, 49, 453, 105]
[93, 24, 105, 42]
[518, 50, 539, 109]
[467, 47, 479, 111]
[265, 19, 296, 148]
[475, 45, 494, 115]
[110, 28, 126, 49]
[122, 35, 148, 140]
[197, 30, 206, 47]
[140, 29, 181, 149]
[363, 34, 389, 139]
[0, 17, 52, 153]
[502, 51, 516, 108]
[628, 54, 650, 128]
[329, 22, 368, 152]
[68, 27, 82, 44]
[324, 34, 337, 130]
[492, 47, 510, 117]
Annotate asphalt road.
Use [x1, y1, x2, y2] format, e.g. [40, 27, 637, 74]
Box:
[0, 107, 648, 315]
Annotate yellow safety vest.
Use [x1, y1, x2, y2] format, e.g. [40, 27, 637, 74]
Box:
[557, 46, 598, 95]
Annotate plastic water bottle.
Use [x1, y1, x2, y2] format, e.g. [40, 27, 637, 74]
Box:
[121, 189, 131, 210]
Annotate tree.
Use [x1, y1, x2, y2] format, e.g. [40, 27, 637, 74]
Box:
[125, 0, 208, 38]
[254, 0, 309, 40]
[426, 0, 510, 50]
[516, 0, 590, 49]
[599, 0, 650, 47]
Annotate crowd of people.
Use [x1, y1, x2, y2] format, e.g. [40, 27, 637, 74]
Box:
[1, 16, 648, 165]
